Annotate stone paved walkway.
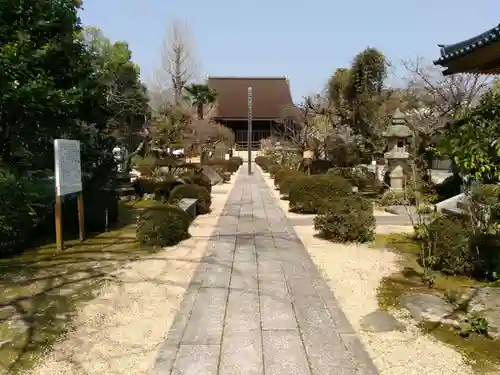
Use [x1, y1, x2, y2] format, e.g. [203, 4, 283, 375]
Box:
[152, 166, 379, 375]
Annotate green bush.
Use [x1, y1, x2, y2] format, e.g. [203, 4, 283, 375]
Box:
[288, 175, 353, 214]
[310, 159, 332, 174]
[0, 172, 49, 255]
[230, 156, 243, 167]
[255, 156, 269, 169]
[328, 166, 376, 190]
[225, 158, 240, 173]
[379, 189, 414, 206]
[424, 215, 473, 275]
[273, 169, 304, 195]
[179, 171, 212, 193]
[169, 184, 211, 214]
[136, 205, 191, 249]
[314, 195, 375, 242]
[134, 177, 183, 200]
[435, 175, 463, 201]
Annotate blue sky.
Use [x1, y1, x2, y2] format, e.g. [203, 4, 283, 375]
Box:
[80, 0, 499, 101]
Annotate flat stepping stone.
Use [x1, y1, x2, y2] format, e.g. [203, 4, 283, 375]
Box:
[360, 310, 405, 332]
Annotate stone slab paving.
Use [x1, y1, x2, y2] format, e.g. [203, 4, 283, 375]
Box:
[151, 166, 379, 375]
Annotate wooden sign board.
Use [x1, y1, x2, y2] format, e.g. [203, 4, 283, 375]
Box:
[54, 139, 85, 250]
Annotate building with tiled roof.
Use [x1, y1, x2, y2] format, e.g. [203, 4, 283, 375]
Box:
[207, 76, 295, 148]
[434, 23, 500, 75]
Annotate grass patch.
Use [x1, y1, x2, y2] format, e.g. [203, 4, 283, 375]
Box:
[373, 233, 497, 370]
[421, 322, 500, 372]
[0, 199, 163, 374]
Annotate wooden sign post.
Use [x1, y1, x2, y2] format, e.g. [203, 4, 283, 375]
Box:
[54, 139, 85, 251]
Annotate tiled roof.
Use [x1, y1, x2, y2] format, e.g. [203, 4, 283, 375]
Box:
[207, 77, 294, 119]
[434, 23, 500, 66]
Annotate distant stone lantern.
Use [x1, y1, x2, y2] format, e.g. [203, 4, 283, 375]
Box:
[382, 109, 413, 192]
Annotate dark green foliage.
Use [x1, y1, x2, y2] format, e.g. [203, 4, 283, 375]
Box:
[435, 174, 463, 201]
[274, 169, 297, 187]
[328, 166, 375, 190]
[230, 156, 243, 167]
[0, 0, 111, 171]
[255, 156, 271, 170]
[169, 184, 211, 214]
[288, 175, 353, 214]
[424, 216, 473, 275]
[279, 172, 305, 196]
[134, 177, 183, 200]
[439, 89, 500, 183]
[314, 195, 375, 243]
[0, 173, 51, 255]
[267, 164, 281, 177]
[136, 205, 191, 249]
[179, 171, 212, 193]
[225, 158, 240, 173]
[154, 179, 184, 201]
[310, 160, 332, 174]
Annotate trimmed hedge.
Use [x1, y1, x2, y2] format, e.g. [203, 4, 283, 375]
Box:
[136, 205, 191, 249]
[273, 169, 305, 195]
[314, 195, 375, 243]
[169, 184, 211, 214]
[288, 175, 352, 214]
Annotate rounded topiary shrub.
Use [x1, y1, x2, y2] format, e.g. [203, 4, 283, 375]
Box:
[274, 169, 305, 195]
[179, 171, 212, 193]
[169, 184, 212, 214]
[424, 215, 472, 275]
[288, 175, 352, 214]
[136, 205, 191, 249]
[225, 158, 240, 173]
[230, 156, 243, 167]
[153, 178, 184, 201]
[255, 156, 269, 169]
[314, 195, 375, 243]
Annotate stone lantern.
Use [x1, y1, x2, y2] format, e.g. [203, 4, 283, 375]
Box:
[382, 109, 413, 192]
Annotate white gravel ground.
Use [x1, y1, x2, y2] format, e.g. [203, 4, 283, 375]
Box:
[260, 168, 479, 375]
[22, 174, 237, 375]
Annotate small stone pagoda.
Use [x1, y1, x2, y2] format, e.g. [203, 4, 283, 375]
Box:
[382, 109, 413, 191]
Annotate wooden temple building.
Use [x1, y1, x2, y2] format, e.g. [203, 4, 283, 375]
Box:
[207, 77, 295, 149]
[434, 23, 500, 75]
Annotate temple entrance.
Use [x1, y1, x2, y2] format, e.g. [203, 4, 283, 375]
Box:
[235, 129, 271, 149]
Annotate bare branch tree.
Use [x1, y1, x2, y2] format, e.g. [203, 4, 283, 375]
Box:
[402, 56, 492, 137]
[151, 18, 200, 110]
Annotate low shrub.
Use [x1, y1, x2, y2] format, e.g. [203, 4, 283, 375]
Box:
[255, 155, 269, 169]
[379, 189, 414, 206]
[435, 174, 463, 201]
[203, 158, 240, 173]
[134, 177, 183, 200]
[169, 184, 211, 214]
[310, 159, 332, 174]
[424, 215, 473, 275]
[179, 171, 212, 193]
[136, 205, 191, 249]
[267, 163, 281, 177]
[225, 158, 240, 173]
[230, 156, 243, 167]
[314, 195, 375, 242]
[328, 166, 376, 190]
[288, 175, 352, 214]
[0, 172, 50, 255]
[273, 169, 305, 195]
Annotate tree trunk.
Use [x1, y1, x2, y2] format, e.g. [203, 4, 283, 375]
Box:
[197, 103, 204, 119]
